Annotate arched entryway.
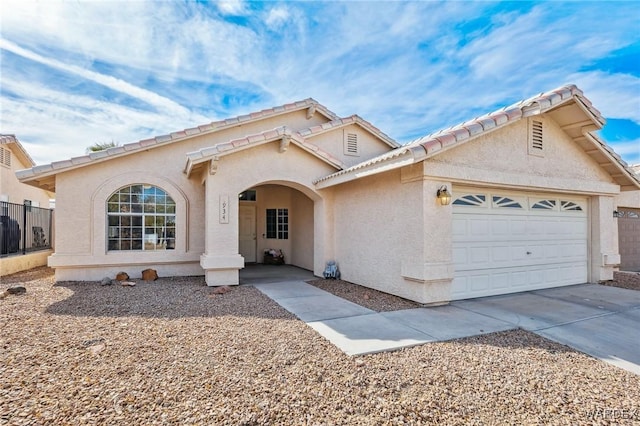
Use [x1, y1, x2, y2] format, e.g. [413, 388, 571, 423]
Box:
[238, 182, 315, 271]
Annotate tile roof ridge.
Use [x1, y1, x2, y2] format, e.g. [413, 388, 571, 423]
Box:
[297, 113, 398, 148]
[18, 98, 339, 180]
[184, 124, 345, 175]
[315, 84, 628, 188]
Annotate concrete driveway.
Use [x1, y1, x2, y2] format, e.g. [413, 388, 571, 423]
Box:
[255, 278, 640, 375]
[453, 284, 640, 375]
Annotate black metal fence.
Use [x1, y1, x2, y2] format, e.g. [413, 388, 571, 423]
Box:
[0, 201, 53, 257]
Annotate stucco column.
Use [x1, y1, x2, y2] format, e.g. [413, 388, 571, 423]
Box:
[399, 171, 454, 304]
[590, 195, 619, 282]
[201, 173, 244, 286]
[313, 193, 333, 277]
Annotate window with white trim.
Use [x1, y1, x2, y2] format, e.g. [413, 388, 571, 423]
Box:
[560, 200, 583, 211]
[531, 199, 557, 210]
[492, 196, 523, 209]
[107, 184, 176, 251]
[266, 208, 288, 239]
[453, 194, 487, 207]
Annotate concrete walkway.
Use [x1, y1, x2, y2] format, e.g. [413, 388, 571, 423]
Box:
[253, 276, 640, 375]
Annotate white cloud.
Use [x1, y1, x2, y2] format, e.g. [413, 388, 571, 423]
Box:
[568, 71, 640, 124]
[0, 1, 638, 165]
[217, 0, 247, 16]
[1, 77, 208, 164]
[265, 6, 290, 29]
[608, 140, 640, 165]
[1, 39, 197, 118]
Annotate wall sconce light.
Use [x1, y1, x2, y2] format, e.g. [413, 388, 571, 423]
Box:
[437, 185, 452, 206]
[613, 210, 624, 218]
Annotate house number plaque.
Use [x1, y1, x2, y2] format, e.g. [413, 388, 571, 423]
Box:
[219, 194, 229, 224]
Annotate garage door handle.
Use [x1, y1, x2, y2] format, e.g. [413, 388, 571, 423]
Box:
[526, 251, 532, 255]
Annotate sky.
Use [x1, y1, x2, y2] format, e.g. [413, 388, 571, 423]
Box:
[1, 1, 639, 167]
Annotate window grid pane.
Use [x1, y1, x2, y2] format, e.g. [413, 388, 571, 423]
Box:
[107, 184, 176, 251]
[266, 208, 288, 240]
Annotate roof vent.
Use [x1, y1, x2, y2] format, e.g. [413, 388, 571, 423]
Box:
[344, 132, 359, 156]
[0, 147, 11, 167]
[528, 119, 544, 156]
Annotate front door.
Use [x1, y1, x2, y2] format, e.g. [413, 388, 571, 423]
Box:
[239, 205, 257, 262]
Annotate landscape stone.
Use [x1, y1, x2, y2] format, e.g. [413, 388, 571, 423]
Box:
[115, 272, 129, 281]
[141, 269, 158, 281]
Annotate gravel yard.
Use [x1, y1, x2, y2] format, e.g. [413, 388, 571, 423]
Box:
[308, 279, 422, 312]
[2, 267, 639, 425]
[601, 271, 640, 291]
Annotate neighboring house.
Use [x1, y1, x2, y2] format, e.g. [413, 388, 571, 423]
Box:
[615, 164, 640, 271]
[16, 85, 640, 304]
[1, 135, 53, 206]
[1, 135, 55, 275]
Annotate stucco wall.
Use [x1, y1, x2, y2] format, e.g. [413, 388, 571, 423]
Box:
[307, 124, 394, 167]
[425, 117, 618, 194]
[616, 190, 640, 208]
[49, 141, 207, 281]
[45, 108, 336, 282]
[291, 189, 314, 270]
[200, 142, 336, 285]
[331, 167, 452, 304]
[0, 250, 52, 277]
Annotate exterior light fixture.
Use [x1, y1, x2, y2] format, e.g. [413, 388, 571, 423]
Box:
[437, 185, 452, 206]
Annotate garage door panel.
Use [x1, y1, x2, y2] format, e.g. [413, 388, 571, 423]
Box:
[453, 262, 588, 299]
[452, 191, 588, 300]
[470, 219, 490, 236]
[455, 241, 585, 270]
[491, 246, 511, 262]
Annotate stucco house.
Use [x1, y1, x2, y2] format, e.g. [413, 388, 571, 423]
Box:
[1, 135, 53, 207]
[1, 134, 55, 275]
[16, 85, 640, 304]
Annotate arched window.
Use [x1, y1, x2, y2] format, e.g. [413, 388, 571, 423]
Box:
[107, 184, 175, 251]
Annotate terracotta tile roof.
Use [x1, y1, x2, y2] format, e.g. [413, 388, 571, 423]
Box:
[184, 126, 346, 176]
[298, 115, 399, 148]
[17, 98, 338, 182]
[315, 84, 633, 186]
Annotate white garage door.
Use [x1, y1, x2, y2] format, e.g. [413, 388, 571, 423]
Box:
[452, 190, 588, 300]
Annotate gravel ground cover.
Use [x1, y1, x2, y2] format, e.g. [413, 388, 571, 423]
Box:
[2, 267, 639, 425]
[307, 279, 421, 312]
[600, 271, 640, 291]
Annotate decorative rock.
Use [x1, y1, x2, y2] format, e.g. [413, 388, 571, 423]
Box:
[100, 277, 113, 286]
[88, 343, 106, 355]
[7, 286, 26, 295]
[141, 269, 158, 281]
[82, 338, 106, 355]
[115, 272, 129, 281]
[121, 281, 136, 287]
[211, 286, 231, 295]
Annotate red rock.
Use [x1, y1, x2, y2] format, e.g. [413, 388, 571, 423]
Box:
[141, 269, 158, 281]
[115, 272, 129, 281]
